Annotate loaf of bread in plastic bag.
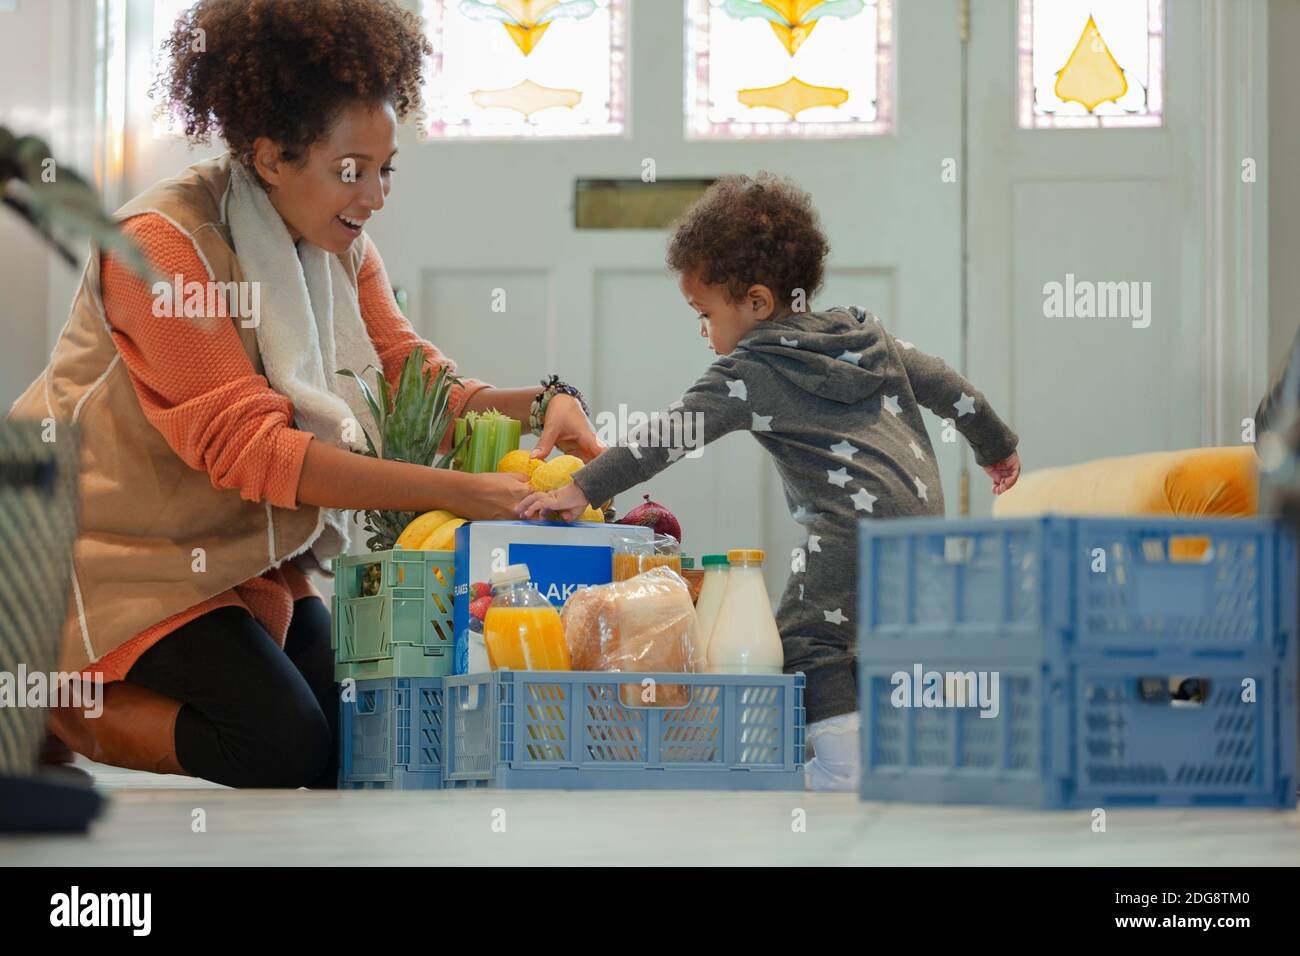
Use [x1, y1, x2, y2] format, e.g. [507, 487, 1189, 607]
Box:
[560, 566, 697, 706]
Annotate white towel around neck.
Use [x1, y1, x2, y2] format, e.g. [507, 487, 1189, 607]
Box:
[225, 159, 383, 565]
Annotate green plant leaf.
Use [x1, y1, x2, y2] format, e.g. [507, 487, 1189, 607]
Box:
[376, 369, 395, 419]
[335, 366, 384, 446]
[1, 127, 159, 282]
[435, 431, 470, 470]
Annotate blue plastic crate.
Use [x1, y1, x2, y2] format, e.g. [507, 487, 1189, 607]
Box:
[857, 516, 1298, 808]
[339, 677, 445, 790]
[332, 549, 455, 682]
[859, 516, 1296, 658]
[442, 671, 806, 790]
[859, 655, 1295, 807]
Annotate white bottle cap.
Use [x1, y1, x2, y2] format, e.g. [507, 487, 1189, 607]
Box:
[489, 563, 532, 588]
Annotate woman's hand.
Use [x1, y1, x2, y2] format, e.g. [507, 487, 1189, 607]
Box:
[457, 471, 534, 520]
[517, 482, 590, 523]
[983, 451, 1021, 495]
[533, 394, 604, 462]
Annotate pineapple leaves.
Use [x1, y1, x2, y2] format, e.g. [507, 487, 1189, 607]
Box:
[337, 347, 463, 551]
[435, 430, 469, 471]
[336, 365, 385, 455]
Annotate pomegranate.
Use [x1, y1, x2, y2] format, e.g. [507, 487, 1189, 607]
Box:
[619, 495, 682, 544]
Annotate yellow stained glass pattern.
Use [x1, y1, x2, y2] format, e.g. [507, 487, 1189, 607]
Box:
[1018, 0, 1163, 129]
[496, 1, 560, 54]
[731, 0, 865, 120]
[503, 21, 550, 55]
[762, 1, 825, 54]
[686, 0, 893, 139]
[1054, 15, 1128, 111]
[425, 0, 625, 138]
[738, 76, 849, 118]
[471, 78, 582, 117]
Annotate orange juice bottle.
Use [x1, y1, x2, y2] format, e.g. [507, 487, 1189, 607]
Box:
[483, 564, 571, 671]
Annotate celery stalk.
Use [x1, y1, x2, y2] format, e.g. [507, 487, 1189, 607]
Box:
[457, 409, 521, 473]
[491, 418, 522, 470]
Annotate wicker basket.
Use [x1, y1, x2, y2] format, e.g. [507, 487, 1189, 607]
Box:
[0, 420, 80, 776]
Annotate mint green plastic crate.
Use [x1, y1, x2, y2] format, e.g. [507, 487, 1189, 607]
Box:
[332, 549, 455, 682]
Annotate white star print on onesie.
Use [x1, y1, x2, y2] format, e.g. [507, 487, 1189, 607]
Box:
[851, 487, 877, 512]
[830, 439, 858, 460]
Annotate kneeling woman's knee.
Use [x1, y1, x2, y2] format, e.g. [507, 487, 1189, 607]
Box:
[245, 698, 332, 788]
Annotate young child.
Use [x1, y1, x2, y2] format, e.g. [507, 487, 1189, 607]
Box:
[517, 173, 1021, 790]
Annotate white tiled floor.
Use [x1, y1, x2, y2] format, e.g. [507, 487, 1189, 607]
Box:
[4, 758, 1298, 866]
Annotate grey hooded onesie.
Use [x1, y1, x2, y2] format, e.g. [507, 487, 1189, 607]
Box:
[571, 306, 1019, 725]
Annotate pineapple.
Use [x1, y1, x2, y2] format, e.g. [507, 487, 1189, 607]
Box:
[336, 347, 468, 551]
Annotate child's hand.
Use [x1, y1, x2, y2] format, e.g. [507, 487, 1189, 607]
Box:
[517, 482, 591, 522]
[983, 451, 1021, 495]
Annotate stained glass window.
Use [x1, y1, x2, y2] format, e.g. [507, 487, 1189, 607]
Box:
[423, 0, 627, 139]
[685, 0, 894, 140]
[1018, 0, 1163, 129]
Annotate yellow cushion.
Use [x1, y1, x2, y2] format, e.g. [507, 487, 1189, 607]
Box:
[992, 446, 1257, 518]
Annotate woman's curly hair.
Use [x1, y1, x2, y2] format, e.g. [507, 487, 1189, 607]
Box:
[156, 0, 431, 168]
[666, 173, 829, 307]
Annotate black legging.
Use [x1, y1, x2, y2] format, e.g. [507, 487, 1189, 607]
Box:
[127, 597, 338, 789]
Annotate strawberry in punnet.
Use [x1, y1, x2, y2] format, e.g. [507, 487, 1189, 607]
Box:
[469, 595, 493, 622]
[471, 581, 492, 600]
[618, 495, 683, 544]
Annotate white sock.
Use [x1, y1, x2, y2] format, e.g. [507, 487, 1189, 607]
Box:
[804, 711, 860, 792]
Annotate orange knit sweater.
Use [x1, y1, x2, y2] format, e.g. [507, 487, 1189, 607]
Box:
[90, 214, 487, 682]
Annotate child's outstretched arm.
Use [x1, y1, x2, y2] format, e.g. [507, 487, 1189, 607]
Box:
[887, 332, 1021, 493]
[517, 357, 756, 520]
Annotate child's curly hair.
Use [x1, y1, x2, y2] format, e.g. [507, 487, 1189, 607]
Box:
[155, 0, 431, 169]
[666, 173, 829, 307]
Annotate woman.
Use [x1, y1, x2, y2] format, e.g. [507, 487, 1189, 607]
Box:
[9, 0, 601, 788]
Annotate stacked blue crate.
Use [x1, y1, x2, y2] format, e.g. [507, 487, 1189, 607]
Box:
[857, 516, 1297, 808]
[339, 677, 445, 790]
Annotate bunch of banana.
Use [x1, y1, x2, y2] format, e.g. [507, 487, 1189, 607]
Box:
[393, 510, 467, 551]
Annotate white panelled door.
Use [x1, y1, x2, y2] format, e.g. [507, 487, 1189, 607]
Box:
[965, 0, 1237, 515]
[372, 0, 966, 598]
